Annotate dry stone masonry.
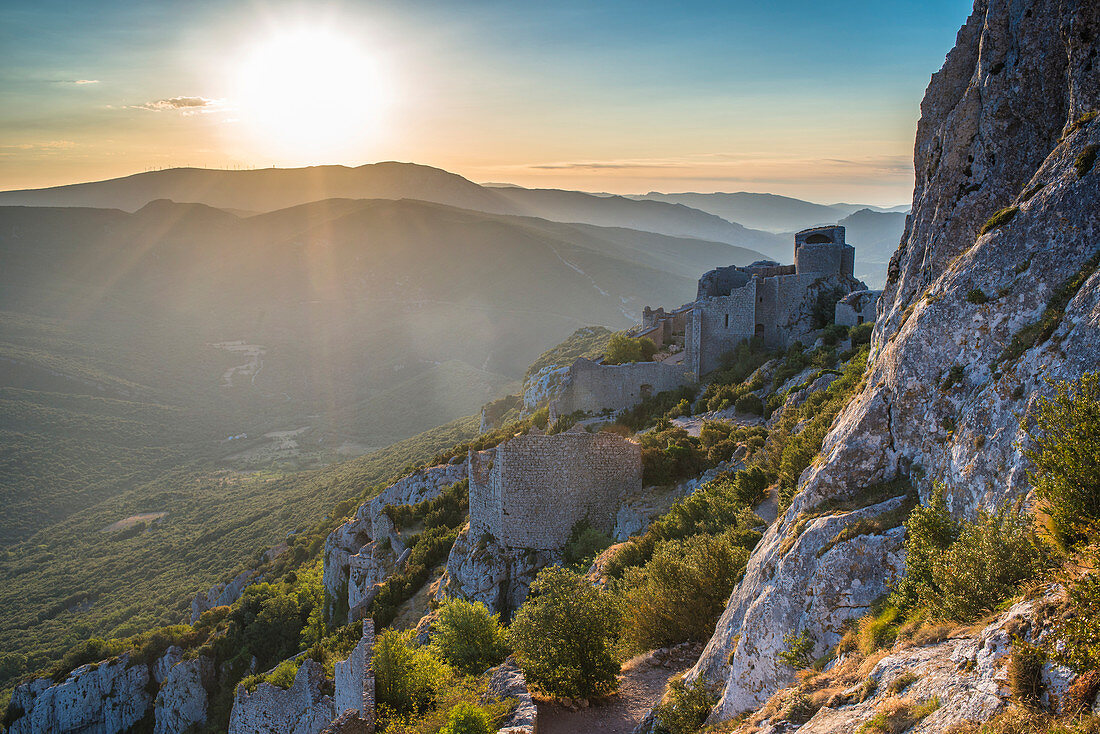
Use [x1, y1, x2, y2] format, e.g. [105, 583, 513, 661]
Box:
[468, 426, 642, 550]
[549, 357, 691, 419]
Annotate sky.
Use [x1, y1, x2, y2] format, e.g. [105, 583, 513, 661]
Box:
[0, 0, 974, 205]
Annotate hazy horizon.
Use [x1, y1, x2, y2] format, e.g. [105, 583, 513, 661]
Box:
[1, 0, 973, 205]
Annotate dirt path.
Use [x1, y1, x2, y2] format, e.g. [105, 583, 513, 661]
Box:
[535, 647, 700, 734]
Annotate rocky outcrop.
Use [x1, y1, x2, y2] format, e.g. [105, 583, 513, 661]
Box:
[691, 0, 1100, 721]
[154, 656, 215, 734]
[7, 653, 153, 734]
[438, 525, 559, 616]
[323, 461, 472, 620]
[191, 569, 259, 623]
[522, 363, 570, 412]
[484, 658, 537, 734]
[228, 659, 336, 734]
[742, 592, 1087, 733]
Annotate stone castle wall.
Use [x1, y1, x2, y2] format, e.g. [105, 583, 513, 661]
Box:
[469, 430, 641, 550]
[549, 358, 692, 419]
[686, 281, 758, 378]
[835, 289, 881, 327]
[794, 242, 855, 278]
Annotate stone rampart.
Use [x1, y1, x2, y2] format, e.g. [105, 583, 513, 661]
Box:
[469, 428, 641, 550]
[549, 357, 692, 419]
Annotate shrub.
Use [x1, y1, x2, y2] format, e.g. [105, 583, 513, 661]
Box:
[966, 289, 990, 304]
[1055, 565, 1100, 674]
[1076, 144, 1099, 178]
[374, 629, 447, 716]
[430, 598, 508, 676]
[1025, 372, 1100, 549]
[621, 530, 750, 650]
[640, 422, 711, 486]
[778, 629, 815, 669]
[1008, 639, 1046, 709]
[858, 605, 901, 655]
[604, 334, 658, 365]
[734, 393, 764, 415]
[979, 206, 1019, 235]
[653, 678, 717, 734]
[822, 323, 850, 346]
[812, 286, 850, 328]
[942, 364, 966, 391]
[564, 520, 614, 567]
[439, 702, 493, 734]
[266, 657, 302, 688]
[849, 322, 874, 346]
[890, 485, 960, 612]
[509, 566, 623, 699]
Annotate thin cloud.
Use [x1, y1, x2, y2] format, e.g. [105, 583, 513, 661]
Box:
[134, 96, 224, 114]
[54, 79, 101, 85]
[531, 161, 685, 171]
[0, 140, 76, 151]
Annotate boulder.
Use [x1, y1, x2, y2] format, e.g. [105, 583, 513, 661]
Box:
[484, 658, 537, 734]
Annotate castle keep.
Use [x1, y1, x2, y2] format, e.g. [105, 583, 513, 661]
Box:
[468, 427, 641, 550]
[683, 225, 863, 378]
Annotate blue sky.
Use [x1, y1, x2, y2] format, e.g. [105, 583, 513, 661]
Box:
[0, 0, 974, 203]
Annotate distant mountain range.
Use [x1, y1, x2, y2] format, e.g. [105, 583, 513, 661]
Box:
[0, 163, 908, 273]
[631, 190, 908, 233]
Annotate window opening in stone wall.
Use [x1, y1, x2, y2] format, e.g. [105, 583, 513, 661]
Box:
[755, 323, 764, 335]
[805, 233, 832, 244]
[639, 384, 652, 400]
[857, 315, 864, 325]
[724, 314, 729, 328]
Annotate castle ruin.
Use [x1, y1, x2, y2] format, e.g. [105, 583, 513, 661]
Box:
[468, 426, 641, 550]
[681, 225, 865, 378]
[548, 356, 691, 419]
[834, 289, 881, 327]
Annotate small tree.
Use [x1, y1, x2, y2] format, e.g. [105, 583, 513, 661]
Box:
[604, 334, 658, 364]
[509, 566, 623, 699]
[1025, 372, 1100, 549]
[430, 598, 508, 676]
[622, 531, 749, 650]
[439, 702, 493, 734]
[374, 629, 447, 716]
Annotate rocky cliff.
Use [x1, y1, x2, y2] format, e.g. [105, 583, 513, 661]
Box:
[690, 0, 1100, 721]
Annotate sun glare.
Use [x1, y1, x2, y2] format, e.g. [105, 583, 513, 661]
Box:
[235, 27, 387, 159]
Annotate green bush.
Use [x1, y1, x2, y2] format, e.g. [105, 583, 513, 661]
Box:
[1025, 372, 1100, 549]
[849, 322, 873, 346]
[891, 486, 1045, 622]
[1055, 557, 1100, 673]
[653, 678, 717, 734]
[621, 530, 750, 650]
[430, 598, 508, 676]
[604, 334, 658, 364]
[374, 629, 448, 716]
[778, 629, 815, 669]
[980, 206, 1019, 235]
[822, 323, 850, 346]
[640, 422, 711, 486]
[509, 566, 623, 699]
[439, 702, 493, 734]
[564, 520, 614, 567]
[618, 385, 697, 432]
[735, 393, 764, 415]
[266, 657, 302, 689]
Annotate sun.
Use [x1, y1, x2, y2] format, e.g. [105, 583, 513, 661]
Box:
[235, 27, 387, 159]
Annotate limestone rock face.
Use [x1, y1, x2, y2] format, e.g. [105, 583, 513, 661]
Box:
[191, 569, 259, 623]
[438, 525, 559, 616]
[691, 0, 1100, 721]
[764, 593, 1076, 732]
[333, 624, 374, 725]
[522, 363, 570, 412]
[323, 460, 471, 618]
[154, 656, 215, 734]
[8, 653, 152, 734]
[228, 659, 336, 734]
[484, 658, 537, 734]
